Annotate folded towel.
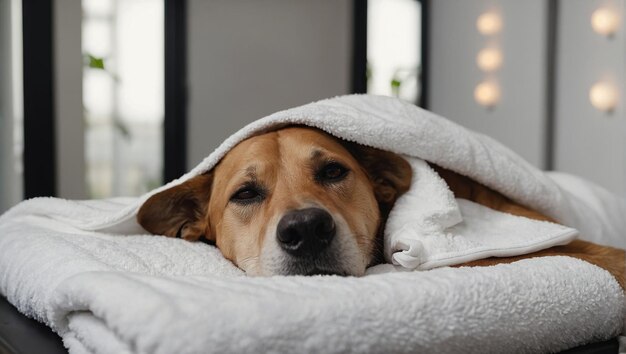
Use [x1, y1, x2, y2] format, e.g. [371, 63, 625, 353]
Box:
[387, 199, 579, 270]
[384, 156, 578, 269]
[2, 94, 625, 353]
[383, 156, 461, 267]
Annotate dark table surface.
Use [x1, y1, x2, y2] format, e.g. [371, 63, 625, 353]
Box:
[0, 295, 66, 354]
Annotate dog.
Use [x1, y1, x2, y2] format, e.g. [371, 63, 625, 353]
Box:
[138, 126, 625, 288]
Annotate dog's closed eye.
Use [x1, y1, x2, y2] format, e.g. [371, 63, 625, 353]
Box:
[316, 162, 349, 184]
[230, 184, 265, 205]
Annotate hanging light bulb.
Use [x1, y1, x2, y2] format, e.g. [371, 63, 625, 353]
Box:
[589, 82, 618, 112]
[477, 12, 502, 35]
[474, 81, 500, 108]
[476, 48, 503, 72]
[591, 7, 620, 36]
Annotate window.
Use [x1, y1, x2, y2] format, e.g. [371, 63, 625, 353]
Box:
[367, 0, 422, 103]
[83, 0, 164, 198]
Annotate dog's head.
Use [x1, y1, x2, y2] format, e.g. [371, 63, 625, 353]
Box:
[138, 127, 411, 276]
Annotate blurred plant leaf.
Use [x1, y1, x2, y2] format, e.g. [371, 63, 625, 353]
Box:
[391, 78, 401, 96]
[85, 54, 106, 70]
[113, 119, 132, 140]
[82, 52, 129, 140]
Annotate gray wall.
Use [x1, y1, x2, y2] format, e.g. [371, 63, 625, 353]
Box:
[428, 0, 549, 168]
[554, 0, 625, 195]
[54, 0, 87, 199]
[187, 0, 352, 167]
[0, 0, 20, 213]
[428, 0, 625, 196]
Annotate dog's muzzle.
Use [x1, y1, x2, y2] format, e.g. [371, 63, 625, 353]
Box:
[276, 208, 336, 258]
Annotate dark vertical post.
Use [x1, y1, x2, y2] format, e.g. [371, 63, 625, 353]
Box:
[164, 0, 188, 182]
[544, 0, 558, 170]
[351, 0, 368, 94]
[22, 0, 56, 198]
[418, 0, 430, 108]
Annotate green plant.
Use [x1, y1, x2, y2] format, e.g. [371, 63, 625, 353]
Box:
[82, 52, 131, 140]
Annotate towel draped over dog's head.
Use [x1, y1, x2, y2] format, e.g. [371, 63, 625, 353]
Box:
[134, 94, 573, 276]
[138, 126, 412, 276]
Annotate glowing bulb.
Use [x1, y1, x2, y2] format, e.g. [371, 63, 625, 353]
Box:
[476, 48, 503, 72]
[591, 8, 619, 36]
[589, 82, 618, 112]
[474, 81, 500, 107]
[477, 12, 502, 35]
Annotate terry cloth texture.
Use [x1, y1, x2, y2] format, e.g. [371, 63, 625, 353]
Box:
[2, 95, 625, 353]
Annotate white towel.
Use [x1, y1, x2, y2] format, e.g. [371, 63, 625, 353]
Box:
[384, 156, 578, 270]
[3, 95, 622, 241]
[1, 94, 625, 353]
[0, 210, 623, 354]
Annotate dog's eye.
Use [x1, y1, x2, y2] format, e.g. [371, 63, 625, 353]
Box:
[234, 189, 257, 199]
[230, 187, 263, 204]
[318, 162, 349, 182]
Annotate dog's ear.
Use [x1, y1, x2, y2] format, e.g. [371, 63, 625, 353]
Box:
[137, 172, 213, 242]
[343, 143, 412, 214]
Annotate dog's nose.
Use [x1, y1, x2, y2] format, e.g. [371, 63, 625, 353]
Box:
[276, 208, 336, 257]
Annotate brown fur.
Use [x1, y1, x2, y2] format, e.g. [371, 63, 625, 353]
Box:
[138, 127, 625, 288]
[138, 127, 411, 275]
[137, 173, 213, 241]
